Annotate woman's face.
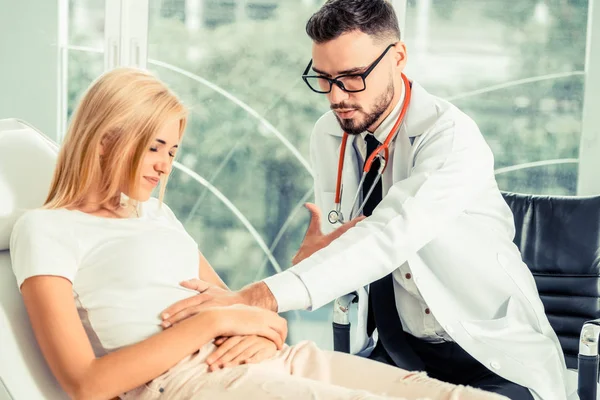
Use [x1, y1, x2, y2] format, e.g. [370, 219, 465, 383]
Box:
[135, 119, 180, 201]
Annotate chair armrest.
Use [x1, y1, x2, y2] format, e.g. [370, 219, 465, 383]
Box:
[578, 319, 600, 400]
[332, 292, 359, 325]
[332, 292, 359, 353]
[580, 319, 600, 356]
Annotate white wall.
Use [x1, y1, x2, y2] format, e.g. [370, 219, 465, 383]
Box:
[0, 0, 62, 141]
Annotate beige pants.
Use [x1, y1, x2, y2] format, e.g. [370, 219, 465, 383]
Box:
[123, 341, 509, 400]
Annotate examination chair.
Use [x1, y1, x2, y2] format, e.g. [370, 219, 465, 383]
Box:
[0, 118, 67, 399]
[332, 191, 600, 400]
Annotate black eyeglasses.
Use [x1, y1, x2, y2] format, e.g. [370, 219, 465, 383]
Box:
[302, 43, 396, 94]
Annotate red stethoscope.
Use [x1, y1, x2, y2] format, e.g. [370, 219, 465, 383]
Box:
[327, 73, 412, 225]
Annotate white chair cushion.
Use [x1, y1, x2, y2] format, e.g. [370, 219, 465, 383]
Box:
[0, 119, 58, 251]
[0, 251, 67, 399]
[0, 119, 64, 399]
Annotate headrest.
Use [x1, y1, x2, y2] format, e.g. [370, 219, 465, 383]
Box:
[0, 119, 58, 251]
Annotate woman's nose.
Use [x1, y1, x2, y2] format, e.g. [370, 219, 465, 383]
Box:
[155, 161, 170, 176]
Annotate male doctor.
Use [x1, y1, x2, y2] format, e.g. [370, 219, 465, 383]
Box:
[162, 0, 568, 398]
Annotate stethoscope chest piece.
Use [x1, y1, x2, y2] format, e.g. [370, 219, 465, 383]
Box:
[328, 209, 341, 225]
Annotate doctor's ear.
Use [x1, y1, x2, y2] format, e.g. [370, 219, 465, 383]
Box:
[392, 41, 407, 69]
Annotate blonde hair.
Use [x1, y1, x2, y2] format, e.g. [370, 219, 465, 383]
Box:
[45, 67, 187, 210]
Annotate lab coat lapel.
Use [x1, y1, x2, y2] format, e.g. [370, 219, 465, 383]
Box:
[393, 81, 440, 181]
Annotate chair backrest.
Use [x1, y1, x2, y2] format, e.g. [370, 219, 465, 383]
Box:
[0, 118, 67, 399]
[0, 118, 58, 250]
[502, 191, 600, 369]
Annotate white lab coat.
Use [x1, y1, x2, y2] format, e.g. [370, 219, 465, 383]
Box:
[301, 81, 568, 400]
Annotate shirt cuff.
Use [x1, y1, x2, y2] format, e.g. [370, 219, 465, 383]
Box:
[262, 270, 312, 313]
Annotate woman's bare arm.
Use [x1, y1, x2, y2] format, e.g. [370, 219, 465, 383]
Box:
[22, 275, 218, 400]
[22, 275, 285, 400]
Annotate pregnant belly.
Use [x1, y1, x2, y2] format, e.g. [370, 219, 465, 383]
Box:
[81, 285, 200, 352]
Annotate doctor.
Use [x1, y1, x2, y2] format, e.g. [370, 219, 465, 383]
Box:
[161, 0, 568, 398]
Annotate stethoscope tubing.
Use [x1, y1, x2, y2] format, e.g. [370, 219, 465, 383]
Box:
[329, 73, 412, 225]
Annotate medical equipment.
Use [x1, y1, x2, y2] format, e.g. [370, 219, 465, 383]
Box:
[327, 73, 412, 225]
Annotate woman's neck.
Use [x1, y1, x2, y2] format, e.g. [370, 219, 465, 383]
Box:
[77, 192, 140, 219]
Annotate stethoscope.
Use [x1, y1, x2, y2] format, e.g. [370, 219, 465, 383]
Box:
[328, 73, 412, 225]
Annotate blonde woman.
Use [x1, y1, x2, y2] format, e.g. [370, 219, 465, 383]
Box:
[10, 67, 507, 400]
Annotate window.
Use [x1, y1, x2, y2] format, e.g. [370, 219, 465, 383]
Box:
[404, 0, 588, 195]
[67, 0, 106, 123]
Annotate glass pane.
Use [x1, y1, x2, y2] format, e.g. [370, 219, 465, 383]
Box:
[67, 51, 104, 119]
[67, 0, 105, 127]
[404, 0, 587, 195]
[147, 0, 333, 348]
[69, 0, 105, 48]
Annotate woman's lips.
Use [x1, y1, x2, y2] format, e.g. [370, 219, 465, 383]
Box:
[144, 176, 159, 187]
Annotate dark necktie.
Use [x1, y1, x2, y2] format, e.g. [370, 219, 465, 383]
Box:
[362, 134, 383, 217]
[363, 134, 424, 370]
[363, 134, 383, 338]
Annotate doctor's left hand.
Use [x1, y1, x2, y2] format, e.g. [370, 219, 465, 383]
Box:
[160, 279, 244, 328]
[292, 203, 365, 265]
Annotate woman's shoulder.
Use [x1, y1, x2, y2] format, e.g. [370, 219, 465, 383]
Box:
[14, 208, 67, 228]
[10, 208, 77, 249]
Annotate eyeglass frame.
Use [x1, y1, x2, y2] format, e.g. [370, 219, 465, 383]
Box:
[301, 43, 397, 94]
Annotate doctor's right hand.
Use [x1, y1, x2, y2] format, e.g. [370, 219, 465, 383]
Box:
[292, 203, 365, 265]
[208, 304, 288, 350]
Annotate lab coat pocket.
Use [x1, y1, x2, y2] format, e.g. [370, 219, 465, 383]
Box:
[458, 310, 565, 397]
[460, 315, 510, 337]
[459, 296, 531, 341]
[459, 313, 515, 349]
[459, 296, 563, 376]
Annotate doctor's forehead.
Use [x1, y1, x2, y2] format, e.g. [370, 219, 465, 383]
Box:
[311, 31, 383, 76]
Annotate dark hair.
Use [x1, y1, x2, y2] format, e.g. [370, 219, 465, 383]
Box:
[306, 0, 401, 44]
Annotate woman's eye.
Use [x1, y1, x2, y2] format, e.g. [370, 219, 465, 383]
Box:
[150, 147, 174, 157]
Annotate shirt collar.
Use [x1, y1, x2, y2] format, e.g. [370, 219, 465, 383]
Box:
[361, 79, 406, 143]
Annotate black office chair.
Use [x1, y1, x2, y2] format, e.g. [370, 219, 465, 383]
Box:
[332, 192, 600, 400]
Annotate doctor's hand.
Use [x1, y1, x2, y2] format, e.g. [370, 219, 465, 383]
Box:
[292, 203, 365, 265]
[161, 279, 245, 328]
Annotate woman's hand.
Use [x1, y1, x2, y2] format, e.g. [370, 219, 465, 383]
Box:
[209, 304, 288, 350]
[206, 336, 278, 371]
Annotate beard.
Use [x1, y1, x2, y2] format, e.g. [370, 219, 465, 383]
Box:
[331, 80, 395, 135]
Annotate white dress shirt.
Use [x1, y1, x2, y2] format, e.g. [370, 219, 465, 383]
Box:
[265, 81, 452, 343]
